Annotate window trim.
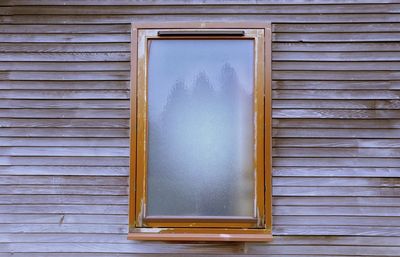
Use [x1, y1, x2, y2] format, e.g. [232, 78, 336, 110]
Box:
[129, 22, 272, 242]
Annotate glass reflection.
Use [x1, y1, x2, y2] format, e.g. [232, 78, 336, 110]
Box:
[147, 40, 254, 217]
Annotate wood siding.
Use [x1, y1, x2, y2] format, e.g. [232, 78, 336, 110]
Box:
[1, 0, 399, 256]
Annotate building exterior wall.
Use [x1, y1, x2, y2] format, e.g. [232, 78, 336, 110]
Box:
[1, 1, 399, 256]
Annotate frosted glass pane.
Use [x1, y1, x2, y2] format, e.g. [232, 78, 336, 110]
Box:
[147, 39, 254, 217]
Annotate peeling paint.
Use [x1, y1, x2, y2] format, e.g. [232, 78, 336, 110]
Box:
[137, 198, 145, 227]
[219, 234, 232, 239]
[133, 227, 169, 233]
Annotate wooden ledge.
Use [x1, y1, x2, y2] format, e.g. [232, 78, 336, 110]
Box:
[128, 232, 273, 242]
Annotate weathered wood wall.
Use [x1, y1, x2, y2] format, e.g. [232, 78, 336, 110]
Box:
[1, 0, 400, 256]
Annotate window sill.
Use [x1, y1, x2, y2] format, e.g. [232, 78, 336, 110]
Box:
[128, 232, 273, 242]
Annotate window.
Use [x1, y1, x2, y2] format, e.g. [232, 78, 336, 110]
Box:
[129, 22, 272, 241]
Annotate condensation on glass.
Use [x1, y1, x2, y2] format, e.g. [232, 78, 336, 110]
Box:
[147, 39, 255, 217]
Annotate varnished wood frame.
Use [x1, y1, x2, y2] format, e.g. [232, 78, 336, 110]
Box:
[129, 22, 272, 242]
[137, 28, 263, 229]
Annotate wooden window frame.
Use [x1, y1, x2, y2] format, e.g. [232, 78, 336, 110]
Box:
[128, 22, 272, 242]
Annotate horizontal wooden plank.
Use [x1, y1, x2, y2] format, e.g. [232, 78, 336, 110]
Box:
[0, 185, 127, 195]
[0, 157, 129, 166]
[273, 52, 400, 61]
[0, 137, 129, 146]
[272, 81, 400, 90]
[0, 224, 127, 234]
[2, 14, 400, 24]
[273, 42, 400, 52]
[273, 33, 400, 42]
[273, 109, 400, 119]
[273, 167, 400, 177]
[0, 23, 383, 35]
[0, 146, 129, 157]
[0, 195, 127, 205]
[0, 249, 395, 257]
[0, 128, 128, 137]
[0, 205, 127, 215]
[273, 71, 400, 80]
[0, 233, 129, 243]
[273, 186, 400, 196]
[273, 90, 400, 99]
[273, 61, 400, 71]
[0, 214, 126, 224]
[0, 24, 130, 33]
[274, 23, 400, 32]
[273, 138, 400, 148]
[0, 43, 130, 52]
[0, 90, 129, 99]
[273, 157, 400, 167]
[273, 147, 400, 158]
[273, 206, 400, 216]
[273, 177, 400, 187]
[0, 166, 128, 176]
[273, 225, 400, 237]
[0, 53, 129, 61]
[0, 62, 129, 71]
[0, 81, 129, 90]
[0, 34, 129, 43]
[0, 119, 128, 128]
[0, 100, 129, 109]
[273, 100, 400, 109]
[273, 129, 400, 138]
[5, 4, 400, 15]
[0, 248, 248, 257]
[0, 175, 127, 185]
[0, 71, 129, 81]
[0, 109, 129, 118]
[274, 216, 400, 226]
[274, 196, 400, 207]
[8, 0, 400, 5]
[273, 119, 400, 128]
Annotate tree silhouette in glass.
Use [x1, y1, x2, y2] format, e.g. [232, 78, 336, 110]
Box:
[147, 64, 253, 216]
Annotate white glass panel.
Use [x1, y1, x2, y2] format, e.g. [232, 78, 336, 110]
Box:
[147, 39, 254, 217]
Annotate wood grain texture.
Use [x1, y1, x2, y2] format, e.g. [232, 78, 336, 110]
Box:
[273, 52, 400, 61]
[2, 14, 400, 24]
[0, 25, 130, 33]
[6, 0, 400, 5]
[273, 42, 400, 51]
[273, 138, 400, 148]
[0, 34, 130, 43]
[273, 62, 400, 71]
[0, 81, 130, 90]
[272, 81, 400, 90]
[1, 0, 400, 256]
[0, 43, 130, 52]
[3, 4, 400, 15]
[0, 53, 130, 61]
[274, 23, 400, 32]
[0, 62, 130, 71]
